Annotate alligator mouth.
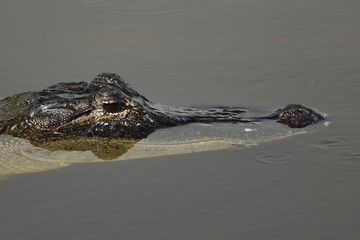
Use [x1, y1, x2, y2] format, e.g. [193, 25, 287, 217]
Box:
[59, 105, 137, 131]
[30, 107, 93, 131]
[59, 108, 94, 127]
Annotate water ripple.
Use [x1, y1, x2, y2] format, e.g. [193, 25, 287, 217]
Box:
[302, 135, 360, 173]
[250, 149, 296, 166]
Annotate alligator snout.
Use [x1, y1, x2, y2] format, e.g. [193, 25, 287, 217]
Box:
[274, 104, 324, 128]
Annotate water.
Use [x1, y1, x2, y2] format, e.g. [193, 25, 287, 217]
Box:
[0, 0, 359, 239]
[0, 121, 320, 176]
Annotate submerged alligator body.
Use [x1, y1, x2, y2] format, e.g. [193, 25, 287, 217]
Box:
[0, 73, 324, 142]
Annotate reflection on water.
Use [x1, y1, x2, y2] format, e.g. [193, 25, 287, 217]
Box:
[0, 120, 320, 177]
[33, 138, 138, 160]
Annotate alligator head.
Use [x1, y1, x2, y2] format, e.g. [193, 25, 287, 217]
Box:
[0, 73, 324, 143]
[0, 73, 164, 141]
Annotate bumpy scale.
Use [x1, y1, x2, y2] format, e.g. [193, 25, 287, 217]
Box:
[0, 73, 324, 142]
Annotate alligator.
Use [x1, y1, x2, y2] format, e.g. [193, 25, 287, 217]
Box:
[0, 73, 324, 144]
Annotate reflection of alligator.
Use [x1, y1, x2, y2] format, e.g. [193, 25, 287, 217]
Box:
[0, 73, 324, 144]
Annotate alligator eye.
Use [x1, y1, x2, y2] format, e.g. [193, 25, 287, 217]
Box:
[103, 102, 124, 113]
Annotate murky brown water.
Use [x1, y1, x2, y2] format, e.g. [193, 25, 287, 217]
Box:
[1, 0, 360, 239]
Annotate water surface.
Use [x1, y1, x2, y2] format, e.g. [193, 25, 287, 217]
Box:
[0, 0, 359, 239]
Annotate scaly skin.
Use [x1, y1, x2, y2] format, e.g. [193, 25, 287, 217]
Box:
[0, 73, 324, 142]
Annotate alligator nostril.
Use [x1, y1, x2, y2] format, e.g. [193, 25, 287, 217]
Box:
[103, 102, 124, 113]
